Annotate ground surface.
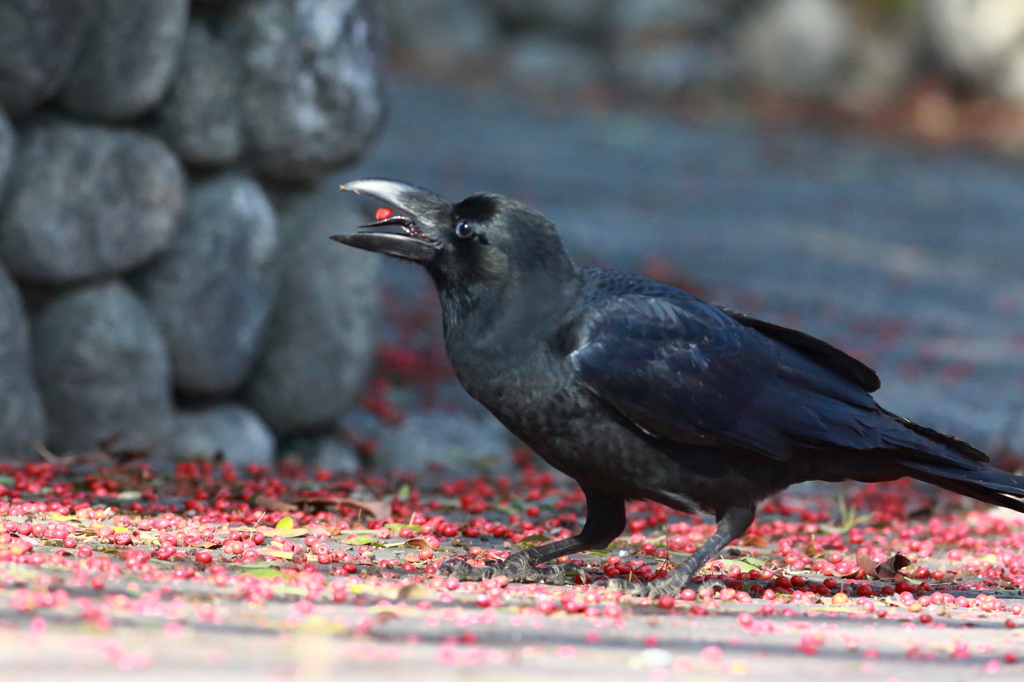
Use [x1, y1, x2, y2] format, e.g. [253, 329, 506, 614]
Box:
[4, 77, 1024, 680]
[0, 460, 1022, 681]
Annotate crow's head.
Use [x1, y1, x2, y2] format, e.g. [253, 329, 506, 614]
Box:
[333, 178, 574, 288]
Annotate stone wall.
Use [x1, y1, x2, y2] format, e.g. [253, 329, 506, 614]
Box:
[0, 0, 386, 469]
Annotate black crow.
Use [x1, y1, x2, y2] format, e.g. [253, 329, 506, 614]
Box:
[332, 178, 1024, 597]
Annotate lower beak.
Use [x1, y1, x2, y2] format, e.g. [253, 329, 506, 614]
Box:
[330, 227, 439, 263]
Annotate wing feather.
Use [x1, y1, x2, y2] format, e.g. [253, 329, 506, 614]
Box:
[565, 284, 882, 461]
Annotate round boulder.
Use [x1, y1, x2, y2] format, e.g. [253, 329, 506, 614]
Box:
[0, 119, 185, 285]
[0, 262, 46, 459]
[135, 173, 278, 395]
[154, 19, 244, 166]
[242, 190, 379, 434]
[0, 0, 94, 117]
[0, 107, 13, 195]
[32, 280, 174, 455]
[58, 0, 189, 122]
[225, 0, 386, 182]
[169, 403, 276, 467]
[925, 0, 1024, 102]
[374, 411, 514, 475]
[733, 0, 854, 97]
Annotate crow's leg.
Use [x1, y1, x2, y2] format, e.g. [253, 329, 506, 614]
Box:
[607, 505, 755, 598]
[442, 491, 625, 584]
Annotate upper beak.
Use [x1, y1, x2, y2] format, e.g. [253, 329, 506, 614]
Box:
[331, 178, 450, 263]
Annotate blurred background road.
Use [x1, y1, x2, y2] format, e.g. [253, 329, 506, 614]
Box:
[347, 75, 1024, 463]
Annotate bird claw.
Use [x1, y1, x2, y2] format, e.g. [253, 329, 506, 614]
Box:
[440, 555, 571, 585]
[603, 576, 724, 599]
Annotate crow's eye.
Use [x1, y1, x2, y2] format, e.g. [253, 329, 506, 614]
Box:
[454, 220, 475, 240]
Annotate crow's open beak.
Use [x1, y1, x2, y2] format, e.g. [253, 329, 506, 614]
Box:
[331, 179, 449, 263]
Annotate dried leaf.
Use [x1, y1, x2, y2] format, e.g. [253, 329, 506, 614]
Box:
[252, 496, 299, 513]
[281, 493, 391, 519]
[335, 497, 391, 519]
[397, 583, 431, 601]
[372, 611, 400, 627]
[402, 538, 432, 550]
[875, 553, 911, 579]
[857, 551, 910, 579]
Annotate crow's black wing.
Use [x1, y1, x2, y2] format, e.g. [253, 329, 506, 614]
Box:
[722, 309, 881, 392]
[563, 289, 885, 460]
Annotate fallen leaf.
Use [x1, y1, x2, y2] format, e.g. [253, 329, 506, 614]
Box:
[252, 496, 299, 513]
[402, 538, 432, 550]
[372, 611, 400, 627]
[335, 497, 391, 519]
[397, 583, 431, 601]
[276, 516, 295, 530]
[514, 533, 548, 548]
[281, 494, 391, 519]
[857, 552, 910, 579]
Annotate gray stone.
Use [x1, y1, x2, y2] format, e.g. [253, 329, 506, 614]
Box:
[58, 0, 189, 122]
[280, 433, 361, 473]
[0, 0, 94, 118]
[311, 437, 361, 472]
[485, 0, 609, 36]
[242, 190, 379, 434]
[170, 403, 276, 466]
[608, 0, 741, 96]
[612, 41, 718, 97]
[925, 0, 1024, 83]
[836, 7, 926, 113]
[925, 0, 1024, 102]
[134, 173, 278, 395]
[225, 0, 386, 182]
[998, 46, 1024, 103]
[732, 0, 854, 96]
[0, 108, 12, 196]
[608, 0, 739, 36]
[383, 0, 499, 72]
[0, 262, 46, 459]
[374, 411, 514, 474]
[0, 119, 185, 285]
[32, 280, 173, 455]
[505, 34, 604, 94]
[154, 20, 244, 166]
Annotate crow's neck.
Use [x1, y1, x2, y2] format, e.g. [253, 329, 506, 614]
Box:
[434, 265, 581, 364]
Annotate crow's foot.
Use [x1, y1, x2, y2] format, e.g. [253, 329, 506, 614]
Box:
[604, 576, 724, 599]
[440, 553, 571, 585]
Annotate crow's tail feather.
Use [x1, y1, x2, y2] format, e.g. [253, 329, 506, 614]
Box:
[881, 408, 989, 463]
[900, 459, 1024, 514]
[878, 409, 1024, 514]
